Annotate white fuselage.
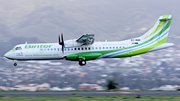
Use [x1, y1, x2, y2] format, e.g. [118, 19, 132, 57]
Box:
[4, 39, 131, 60]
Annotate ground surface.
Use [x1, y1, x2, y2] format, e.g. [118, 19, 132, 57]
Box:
[1, 96, 180, 101]
[1, 91, 180, 97]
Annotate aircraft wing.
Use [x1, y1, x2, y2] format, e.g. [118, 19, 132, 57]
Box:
[76, 34, 95, 45]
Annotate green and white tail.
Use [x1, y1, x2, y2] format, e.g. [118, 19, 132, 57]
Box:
[139, 15, 173, 43]
[105, 15, 174, 58]
[136, 15, 174, 52]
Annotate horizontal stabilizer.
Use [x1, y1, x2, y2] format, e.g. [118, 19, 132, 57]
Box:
[149, 43, 174, 52]
[159, 18, 172, 21]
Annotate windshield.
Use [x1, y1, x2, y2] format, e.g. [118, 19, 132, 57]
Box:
[13, 47, 22, 50]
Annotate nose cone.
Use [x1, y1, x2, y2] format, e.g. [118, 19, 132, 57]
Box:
[4, 50, 16, 59]
[4, 49, 18, 60]
[4, 53, 9, 58]
[4, 51, 13, 59]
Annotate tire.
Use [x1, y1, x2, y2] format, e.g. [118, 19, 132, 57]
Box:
[14, 63, 17, 66]
[79, 58, 86, 66]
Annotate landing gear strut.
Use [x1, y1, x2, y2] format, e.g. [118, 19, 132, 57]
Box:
[14, 63, 17, 66]
[13, 60, 18, 66]
[79, 58, 86, 66]
[14, 60, 18, 66]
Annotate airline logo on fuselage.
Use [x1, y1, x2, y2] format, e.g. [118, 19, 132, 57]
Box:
[25, 45, 53, 49]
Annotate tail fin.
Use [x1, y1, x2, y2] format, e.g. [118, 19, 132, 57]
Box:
[139, 15, 173, 43]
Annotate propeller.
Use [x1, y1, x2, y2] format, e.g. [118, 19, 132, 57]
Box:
[59, 32, 65, 54]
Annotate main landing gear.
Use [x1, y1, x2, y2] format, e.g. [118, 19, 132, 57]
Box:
[79, 58, 86, 66]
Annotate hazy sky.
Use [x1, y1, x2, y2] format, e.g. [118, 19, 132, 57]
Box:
[0, 0, 179, 55]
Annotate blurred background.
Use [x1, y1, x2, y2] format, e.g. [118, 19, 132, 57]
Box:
[0, 0, 180, 91]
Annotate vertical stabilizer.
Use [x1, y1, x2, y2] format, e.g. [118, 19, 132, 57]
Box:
[139, 15, 173, 43]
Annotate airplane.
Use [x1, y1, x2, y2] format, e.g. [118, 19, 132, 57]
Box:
[4, 15, 174, 66]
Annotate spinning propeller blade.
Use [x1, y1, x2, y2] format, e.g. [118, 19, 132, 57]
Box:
[58, 32, 65, 54]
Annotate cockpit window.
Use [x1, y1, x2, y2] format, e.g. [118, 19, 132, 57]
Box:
[14, 47, 22, 50]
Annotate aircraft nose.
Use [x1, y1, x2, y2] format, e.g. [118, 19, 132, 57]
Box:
[4, 53, 8, 58]
[4, 53, 10, 58]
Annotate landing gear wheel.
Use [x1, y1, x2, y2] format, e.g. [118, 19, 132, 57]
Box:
[79, 58, 86, 66]
[14, 63, 17, 66]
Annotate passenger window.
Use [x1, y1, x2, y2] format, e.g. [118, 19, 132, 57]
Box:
[103, 47, 105, 49]
[109, 47, 111, 49]
[85, 47, 87, 50]
[51, 48, 53, 51]
[113, 47, 115, 49]
[88, 47, 90, 50]
[78, 48, 80, 50]
[116, 47, 118, 49]
[92, 47, 94, 50]
[47, 48, 49, 51]
[44, 49, 46, 51]
[106, 47, 108, 49]
[99, 47, 101, 49]
[82, 48, 84, 50]
[71, 48, 73, 51]
[68, 48, 70, 51]
[74, 48, 76, 50]
[96, 47, 98, 50]
[54, 48, 56, 51]
[57, 48, 59, 51]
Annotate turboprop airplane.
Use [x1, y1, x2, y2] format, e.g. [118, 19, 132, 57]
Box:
[4, 15, 174, 66]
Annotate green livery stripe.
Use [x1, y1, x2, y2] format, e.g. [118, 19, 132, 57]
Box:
[144, 20, 166, 39]
[127, 19, 171, 50]
[144, 15, 170, 39]
[162, 15, 170, 19]
[114, 37, 167, 58]
[83, 34, 94, 37]
[6, 50, 17, 54]
[110, 23, 171, 58]
[66, 49, 120, 60]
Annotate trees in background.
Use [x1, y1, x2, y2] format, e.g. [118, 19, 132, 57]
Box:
[106, 79, 118, 90]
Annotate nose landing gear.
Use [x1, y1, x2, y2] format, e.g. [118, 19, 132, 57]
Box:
[13, 60, 18, 66]
[14, 63, 17, 66]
